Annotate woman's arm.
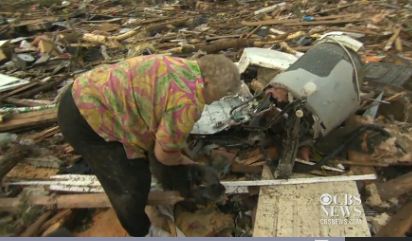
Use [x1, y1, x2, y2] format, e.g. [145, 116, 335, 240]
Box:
[154, 140, 195, 166]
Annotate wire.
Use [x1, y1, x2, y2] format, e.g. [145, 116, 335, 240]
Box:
[229, 91, 262, 116]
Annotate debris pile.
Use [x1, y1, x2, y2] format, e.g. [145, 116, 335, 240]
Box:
[0, 0, 411, 237]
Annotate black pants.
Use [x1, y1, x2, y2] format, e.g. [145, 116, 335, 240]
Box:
[57, 86, 151, 236]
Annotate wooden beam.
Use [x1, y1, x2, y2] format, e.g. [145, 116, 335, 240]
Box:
[145, 17, 191, 35]
[0, 82, 39, 101]
[8, 173, 376, 196]
[377, 202, 412, 237]
[3, 97, 52, 107]
[0, 109, 57, 132]
[8, 174, 377, 196]
[23, 126, 60, 143]
[196, 38, 255, 53]
[0, 191, 183, 211]
[221, 174, 377, 187]
[39, 209, 72, 234]
[16, 78, 64, 99]
[41, 209, 73, 237]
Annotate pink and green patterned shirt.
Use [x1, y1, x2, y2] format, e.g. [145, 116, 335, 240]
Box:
[71, 55, 205, 159]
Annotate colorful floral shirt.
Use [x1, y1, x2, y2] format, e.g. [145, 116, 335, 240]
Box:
[72, 55, 205, 159]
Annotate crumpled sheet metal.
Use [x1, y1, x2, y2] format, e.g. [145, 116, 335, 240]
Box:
[190, 95, 251, 135]
[191, 81, 253, 135]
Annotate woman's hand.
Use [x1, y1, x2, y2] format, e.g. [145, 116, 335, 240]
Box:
[154, 140, 195, 166]
[180, 155, 196, 165]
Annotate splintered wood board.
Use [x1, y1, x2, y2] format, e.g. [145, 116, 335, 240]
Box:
[253, 166, 371, 237]
[5, 163, 58, 180]
[0, 109, 57, 132]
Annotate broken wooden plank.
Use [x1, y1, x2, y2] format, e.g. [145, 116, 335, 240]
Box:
[253, 167, 371, 237]
[253, 165, 277, 237]
[23, 126, 59, 143]
[39, 209, 71, 232]
[254, 3, 285, 15]
[3, 97, 53, 107]
[279, 41, 300, 55]
[0, 73, 30, 93]
[376, 171, 412, 200]
[167, 219, 178, 237]
[132, 16, 173, 26]
[0, 191, 183, 211]
[0, 108, 57, 132]
[8, 174, 377, 195]
[145, 17, 191, 36]
[205, 34, 242, 41]
[242, 14, 363, 27]
[0, 144, 31, 181]
[12, 17, 57, 32]
[221, 174, 377, 187]
[82, 17, 189, 48]
[41, 214, 73, 236]
[238, 152, 264, 166]
[164, 38, 283, 54]
[0, 40, 12, 63]
[33, 37, 62, 56]
[114, 26, 142, 41]
[0, 81, 39, 100]
[16, 78, 65, 99]
[20, 210, 54, 237]
[231, 162, 262, 174]
[384, 26, 401, 51]
[196, 38, 255, 53]
[82, 33, 121, 48]
[377, 202, 412, 237]
[39, 209, 72, 236]
[5, 163, 58, 180]
[395, 36, 403, 52]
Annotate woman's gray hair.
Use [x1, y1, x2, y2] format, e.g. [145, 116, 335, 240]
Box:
[197, 54, 241, 96]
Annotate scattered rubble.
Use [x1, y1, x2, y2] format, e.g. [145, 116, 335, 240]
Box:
[369, 212, 390, 235]
[175, 205, 234, 237]
[0, 0, 411, 237]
